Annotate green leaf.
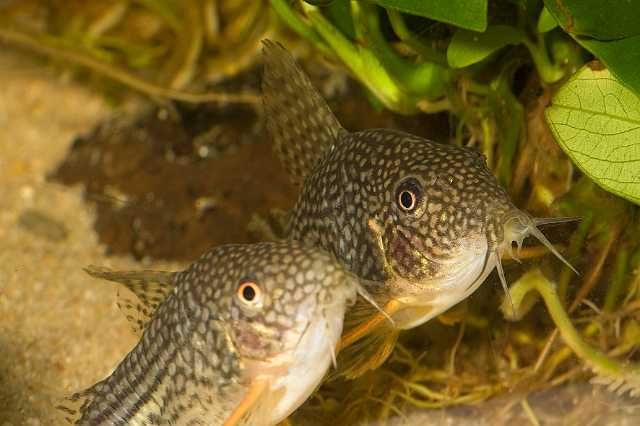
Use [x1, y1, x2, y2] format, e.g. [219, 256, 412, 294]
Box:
[542, 0, 640, 40]
[537, 7, 558, 33]
[541, 0, 640, 97]
[370, 0, 487, 31]
[447, 26, 524, 69]
[357, 1, 447, 100]
[303, 3, 419, 114]
[326, 0, 355, 39]
[576, 35, 640, 98]
[545, 64, 640, 205]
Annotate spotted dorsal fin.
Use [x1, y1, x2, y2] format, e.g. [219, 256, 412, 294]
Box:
[84, 266, 176, 335]
[262, 39, 343, 185]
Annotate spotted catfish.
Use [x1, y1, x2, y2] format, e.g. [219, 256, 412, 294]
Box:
[262, 40, 576, 378]
[58, 242, 371, 425]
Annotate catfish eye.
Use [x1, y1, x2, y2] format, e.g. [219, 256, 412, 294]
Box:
[237, 280, 261, 305]
[395, 178, 423, 213]
[398, 190, 416, 210]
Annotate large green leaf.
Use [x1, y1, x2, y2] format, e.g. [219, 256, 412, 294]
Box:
[537, 7, 558, 33]
[575, 35, 640, 99]
[542, 0, 640, 98]
[543, 0, 640, 40]
[370, 0, 487, 31]
[447, 25, 523, 68]
[545, 64, 640, 205]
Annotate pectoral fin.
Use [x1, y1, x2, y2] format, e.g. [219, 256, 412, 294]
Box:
[224, 378, 270, 426]
[338, 299, 400, 350]
[330, 298, 401, 380]
[334, 324, 400, 380]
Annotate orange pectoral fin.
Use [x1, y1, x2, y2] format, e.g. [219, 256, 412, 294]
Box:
[223, 378, 269, 426]
[338, 299, 400, 352]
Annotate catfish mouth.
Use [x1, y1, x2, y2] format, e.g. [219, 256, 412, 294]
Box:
[387, 229, 494, 329]
[384, 223, 491, 305]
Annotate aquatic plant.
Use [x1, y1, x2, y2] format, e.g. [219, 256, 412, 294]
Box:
[3, 0, 640, 423]
[270, 0, 640, 423]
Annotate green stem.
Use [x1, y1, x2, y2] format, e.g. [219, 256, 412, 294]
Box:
[165, 0, 203, 90]
[357, 2, 447, 100]
[557, 211, 593, 303]
[622, 247, 640, 305]
[133, 0, 182, 31]
[466, 80, 489, 95]
[603, 248, 629, 312]
[0, 26, 259, 104]
[386, 9, 447, 67]
[481, 117, 494, 169]
[509, 269, 640, 389]
[522, 34, 564, 84]
[269, 0, 326, 51]
[302, 3, 418, 114]
[85, 1, 129, 40]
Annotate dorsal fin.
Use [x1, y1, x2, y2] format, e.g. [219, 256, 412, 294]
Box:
[84, 266, 176, 335]
[261, 39, 343, 185]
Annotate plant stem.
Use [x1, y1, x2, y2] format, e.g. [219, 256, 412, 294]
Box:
[385, 9, 447, 67]
[510, 269, 640, 391]
[302, 3, 418, 113]
[622, 247, 640, 306]
[557, 212, 593, 303]
[357, 2, 448, 101]
[269, 0, 326, 51]
[86, 1, 129, 40]
[165, 0, 203, 90]
[603, 247, 629, 312]
[0, 26, 259, 104]
[569, 224, 619, 312]
[481, 117, 494, 169]
[522, 34, 564, 84]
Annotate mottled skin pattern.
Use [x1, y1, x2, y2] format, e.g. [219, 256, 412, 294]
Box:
[288, 129, 515, 287]
[262, 40, 518, 319]
[60, 242, 357, 425]
[260, 40, 537, 378]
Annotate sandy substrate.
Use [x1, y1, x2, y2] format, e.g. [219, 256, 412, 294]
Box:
[1, 49, 640, 426]
[0, 51, 181, 424]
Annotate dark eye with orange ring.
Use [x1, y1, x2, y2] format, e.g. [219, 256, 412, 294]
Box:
[237, 280, 261, 304]
[395, 178, 423, 213]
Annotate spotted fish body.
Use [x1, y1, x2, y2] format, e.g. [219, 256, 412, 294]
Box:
[262, 40, 571, 376]
[59, 242, 359, 425]
[264, 40, 514, 323]
[289, 130, 513, 287]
